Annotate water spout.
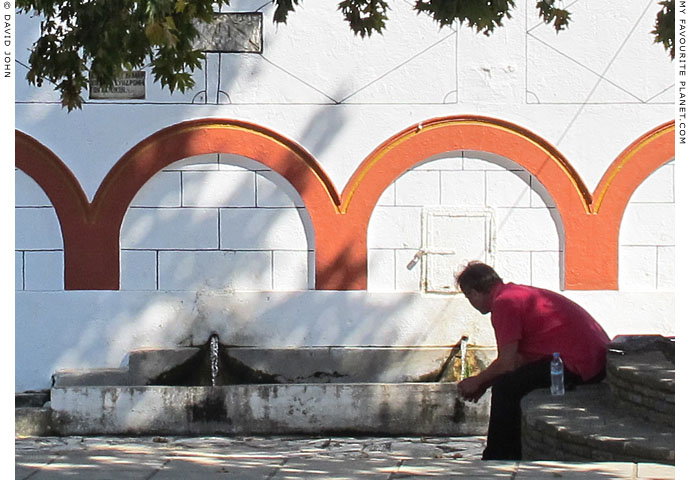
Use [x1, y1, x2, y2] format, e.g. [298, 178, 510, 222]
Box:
[459, 336, 469, 381]
[209, 333, 220, 387]
[435, 336, 470, 382]
[149, 337, 279, 386]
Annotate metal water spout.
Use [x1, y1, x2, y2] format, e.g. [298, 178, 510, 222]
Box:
[435, 335, 469, 382]
[459, 336, 469, 380]
[209, 333, 220, 387]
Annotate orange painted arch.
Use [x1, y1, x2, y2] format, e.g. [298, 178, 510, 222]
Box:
[571, 120, 675, 289]
[15, 116, 674, 291]
[338, 117, 675, 290]
[18, 119, 341, 289]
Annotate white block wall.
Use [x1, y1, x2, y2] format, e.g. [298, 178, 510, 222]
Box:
[15, 170, 64, 291]
[368, 152, 563, 292]
[120, 154, 314, 291]
[618, 162, 675, 291]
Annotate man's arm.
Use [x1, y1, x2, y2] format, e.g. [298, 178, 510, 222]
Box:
[457, 341, 522, 402]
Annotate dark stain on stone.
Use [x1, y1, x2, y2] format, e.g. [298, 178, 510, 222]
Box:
[313, 371, 346, 379]
[293, 371, 348, 382]
[415, 369, 443, 382]
[258, 385, 270, 401]
[187, 391, 230, 424]
[149, 338, 280, 386]
[452, 398, 465, 423]
[378, 401, 392, 426]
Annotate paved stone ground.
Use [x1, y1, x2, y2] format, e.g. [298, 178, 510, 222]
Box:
[15, 435, 674, 479]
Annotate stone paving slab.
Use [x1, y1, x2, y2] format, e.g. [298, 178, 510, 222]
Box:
[15, 435, 675, 479]
[153, 458, 280, 479]
[515, 461, 635, 479]
[274, 457, 398, 479]
[636, 463, 676, 479]
[394, 458, 518, 478]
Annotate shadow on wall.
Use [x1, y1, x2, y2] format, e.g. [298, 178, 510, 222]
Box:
[122, 152, 318, 291]
[297, 92, 349, 159]
[13, 81, 357, 391]
[26, 288, 486, 391]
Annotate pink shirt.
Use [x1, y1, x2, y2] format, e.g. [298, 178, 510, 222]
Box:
[490, 283, 610, 381]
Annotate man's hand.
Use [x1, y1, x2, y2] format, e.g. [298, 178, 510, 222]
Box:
[457, 376, 488, 402]
[456, 341, 521, 403]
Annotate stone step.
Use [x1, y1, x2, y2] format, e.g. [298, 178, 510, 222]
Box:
[15, 390, 54, 437]
[15, 390, 50, 408]
[15, 408, 54, 437]
[606, 335, 674, 427]
[521, 384, 674, 464]
[52, 368, 130, 387]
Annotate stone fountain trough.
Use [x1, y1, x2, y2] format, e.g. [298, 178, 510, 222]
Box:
[49, 338, 492, 436]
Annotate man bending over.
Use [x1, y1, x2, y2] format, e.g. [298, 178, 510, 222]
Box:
[455, 261, 610, 460]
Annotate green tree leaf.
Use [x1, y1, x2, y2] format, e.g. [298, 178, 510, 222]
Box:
[652, 0, 674, 58]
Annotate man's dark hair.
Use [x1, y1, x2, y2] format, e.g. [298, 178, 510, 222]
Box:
[455, 261, 503, 294]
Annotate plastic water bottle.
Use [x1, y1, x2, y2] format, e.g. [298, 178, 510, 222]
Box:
[550, 352, 565, 396]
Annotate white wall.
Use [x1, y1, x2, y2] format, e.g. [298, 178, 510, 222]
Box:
[368, 152, 563, 292]
[619, 163, 675, 291]
[15, 171, 64, 291]
[120, 154, 314, 291]
[14, 0, 675, 391]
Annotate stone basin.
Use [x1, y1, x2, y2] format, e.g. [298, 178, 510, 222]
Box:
[49, 344, 493, 436]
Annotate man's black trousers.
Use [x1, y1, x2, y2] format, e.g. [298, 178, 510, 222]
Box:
[481, 359, 587, 461]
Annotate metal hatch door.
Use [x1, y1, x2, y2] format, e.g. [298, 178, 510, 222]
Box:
[421, 207, 496, 293]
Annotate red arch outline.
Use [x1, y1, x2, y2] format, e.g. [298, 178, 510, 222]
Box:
[15, 116, 674, 291]
[17, 120, 342, 289]
[330, 116, 674, 290]
[318, 115, 593, 289]
[15, 131, 90, 286]
[564, 120, 675, 289]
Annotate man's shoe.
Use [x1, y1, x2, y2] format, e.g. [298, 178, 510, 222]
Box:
[481, 448, 520, 461]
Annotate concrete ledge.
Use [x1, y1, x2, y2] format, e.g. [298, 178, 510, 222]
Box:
[521, 385, 674, 464]
[51, 383, 490, 436]
[52, 368, 131, 387]
[15, 391, 50, 408]
[52, 346, 496, 387]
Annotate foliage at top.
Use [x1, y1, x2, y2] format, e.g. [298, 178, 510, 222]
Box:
[652, 0, 674, 58]
[16, 0, 230, 110]
[16, 0, 675, 111]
